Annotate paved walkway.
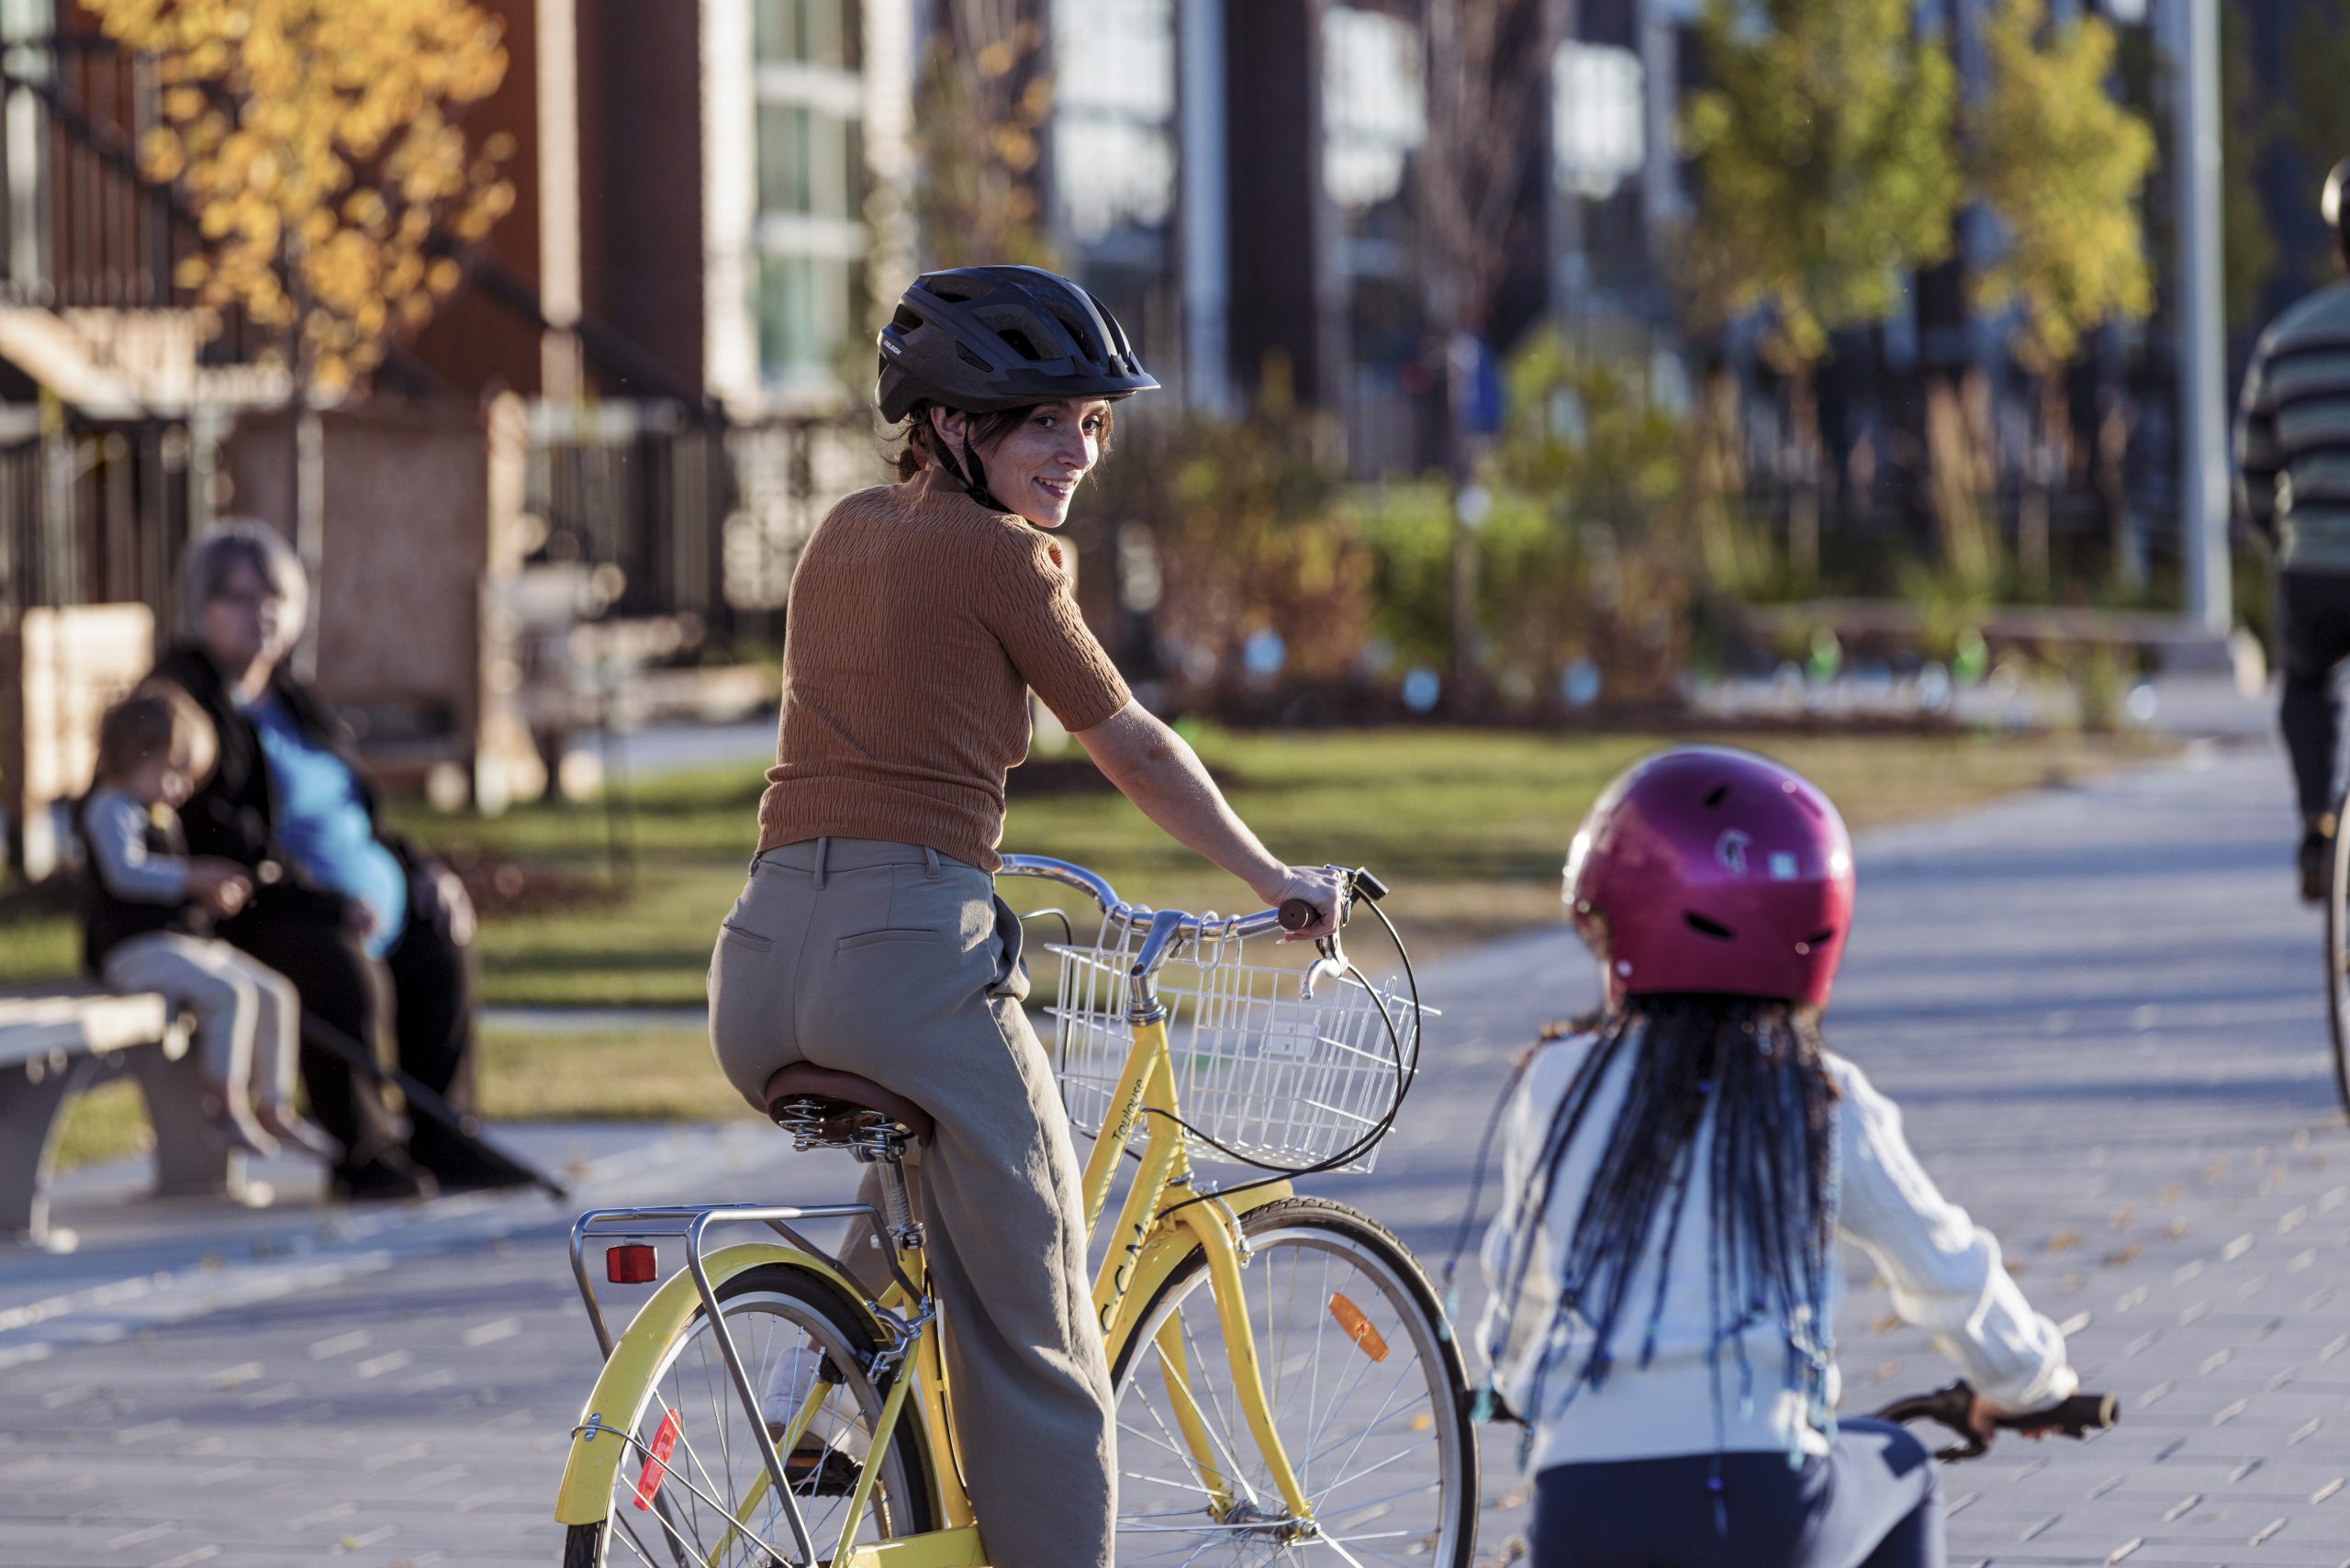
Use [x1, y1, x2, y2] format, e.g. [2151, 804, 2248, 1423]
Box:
[6, 739, 2348, 1567]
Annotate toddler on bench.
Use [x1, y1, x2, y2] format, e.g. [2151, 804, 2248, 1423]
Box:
[81, 689, 338, 1165]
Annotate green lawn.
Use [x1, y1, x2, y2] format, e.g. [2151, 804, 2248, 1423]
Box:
[6, 724, 2167, 1006]
[16, 723, 2167, 1161]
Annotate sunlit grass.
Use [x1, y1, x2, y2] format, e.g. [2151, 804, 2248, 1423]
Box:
[6, 725, 2168, 1012]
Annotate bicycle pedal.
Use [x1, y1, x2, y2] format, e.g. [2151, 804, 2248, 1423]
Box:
[768, 1438, 862, 1496]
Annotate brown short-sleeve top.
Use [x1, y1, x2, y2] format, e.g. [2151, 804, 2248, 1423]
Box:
[755, 466, 1131, 870]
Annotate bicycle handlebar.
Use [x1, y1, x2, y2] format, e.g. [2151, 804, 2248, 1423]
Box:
[997, 854, 1379, 944]
[1873, 1380, 2118, 1462]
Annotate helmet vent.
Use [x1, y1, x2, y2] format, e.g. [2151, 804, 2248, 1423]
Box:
[1803, 928, 1837, 947]
[1702, 784, 1729, 808]
[1683, 912, 1735, 941]
[890, 305, 923, 331]
[1050, 308, 1101, 361]
[997, 328, 1045, 361]
[955, 343, 992, 370]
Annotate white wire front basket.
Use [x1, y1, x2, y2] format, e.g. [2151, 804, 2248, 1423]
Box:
[1046, 920, 1428, 1175]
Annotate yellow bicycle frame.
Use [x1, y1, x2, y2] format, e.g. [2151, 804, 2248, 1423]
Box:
[554, 1011, 1304, 1567]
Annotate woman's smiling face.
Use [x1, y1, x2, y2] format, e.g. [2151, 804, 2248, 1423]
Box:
[934, 398, 1111, 528]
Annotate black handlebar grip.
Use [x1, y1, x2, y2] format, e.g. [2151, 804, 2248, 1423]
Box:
[1278, 899, 1319, 932]
[2003, 1392, 2118, 1437]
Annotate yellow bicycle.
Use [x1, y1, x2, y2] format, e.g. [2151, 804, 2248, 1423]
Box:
[550, 856, 1475, 1568]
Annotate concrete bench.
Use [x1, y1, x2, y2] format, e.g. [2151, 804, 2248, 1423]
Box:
[0, 983, 252, 1251]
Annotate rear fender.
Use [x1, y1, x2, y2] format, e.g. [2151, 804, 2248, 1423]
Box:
[552, 1242, 882, 1526]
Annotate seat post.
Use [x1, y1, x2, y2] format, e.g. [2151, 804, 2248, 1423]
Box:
[870, 1146, 923, 1252]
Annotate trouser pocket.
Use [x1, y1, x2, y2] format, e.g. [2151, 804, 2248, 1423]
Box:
[986, 893, 1030, 1002]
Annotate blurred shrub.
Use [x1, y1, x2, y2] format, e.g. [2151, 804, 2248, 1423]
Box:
[1086, 367, 1374, 708]
[1362, 329, 1735, 713]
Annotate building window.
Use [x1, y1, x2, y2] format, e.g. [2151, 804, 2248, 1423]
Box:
[1553, 41, 1643, 200]
[1323, 6, 1425, 372]
[750, 0, 865, 390]
[1052, 0, 1176, 251]
[1322, 6, 1424, 216]
[1050, 0, 1177, 365]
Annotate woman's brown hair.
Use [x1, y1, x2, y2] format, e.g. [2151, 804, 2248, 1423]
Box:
[890, 400, 1116, 481]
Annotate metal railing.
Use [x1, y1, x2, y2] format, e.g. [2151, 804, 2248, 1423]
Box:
[525, 400, 882, 640]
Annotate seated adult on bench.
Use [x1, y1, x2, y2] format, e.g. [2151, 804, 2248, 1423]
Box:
[148, 521, 518, 1200]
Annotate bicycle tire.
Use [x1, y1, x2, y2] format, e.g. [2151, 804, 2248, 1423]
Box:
[559, 1261, 934, 1568]
[2330, 815, 2350, 1116]
[1108, 1196, 1478, 1568]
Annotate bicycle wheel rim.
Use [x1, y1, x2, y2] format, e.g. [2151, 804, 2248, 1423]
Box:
[581, 1267, 928, 1568]
[1110, 1201, 1475, 1568]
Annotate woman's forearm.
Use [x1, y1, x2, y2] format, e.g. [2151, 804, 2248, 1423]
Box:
[1076, 705, 1286, 901]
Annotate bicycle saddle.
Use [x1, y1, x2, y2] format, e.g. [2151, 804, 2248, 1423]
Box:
[763, 1063, 935, 1145]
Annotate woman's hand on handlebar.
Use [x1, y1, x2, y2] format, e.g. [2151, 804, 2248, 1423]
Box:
[1260, 865, 1346, 940]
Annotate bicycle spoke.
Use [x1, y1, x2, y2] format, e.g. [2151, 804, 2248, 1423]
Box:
[1312, 1348, 1426, 1493]
[1154, 1327, 1268, 1506]
[579, 1279, 915, 1568]
[1173, 1303, 1267, 1506]
[1112, 1213, 1466, 1568]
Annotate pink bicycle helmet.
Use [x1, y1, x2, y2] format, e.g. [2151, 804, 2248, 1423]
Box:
[1565, 746, 1855, 1008]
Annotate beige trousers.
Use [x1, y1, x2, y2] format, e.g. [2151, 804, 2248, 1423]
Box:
[708, 836, 1113, 1568]
[102, 932, 301, 1104]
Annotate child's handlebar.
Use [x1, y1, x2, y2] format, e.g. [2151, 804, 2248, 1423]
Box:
[1874, 1380, 2118, 1461]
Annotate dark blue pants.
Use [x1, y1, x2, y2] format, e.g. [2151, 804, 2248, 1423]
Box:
[1531, 1418, 1942, 1568]
[2278, 568, 2350, 820]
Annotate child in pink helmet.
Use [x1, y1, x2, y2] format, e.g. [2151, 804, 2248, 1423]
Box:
[1480, 746, 2076, 1568]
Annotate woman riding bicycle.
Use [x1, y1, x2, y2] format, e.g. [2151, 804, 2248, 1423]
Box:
[1482, 747, 2076, 1568]
[707, 264, 1342, 1568]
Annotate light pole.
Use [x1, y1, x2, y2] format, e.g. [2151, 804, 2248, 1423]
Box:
[2169, 0, 2230, 638]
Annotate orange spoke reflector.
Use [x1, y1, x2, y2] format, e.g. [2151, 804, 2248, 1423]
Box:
[1329, 1292, 1389, 1362]
[633, 1409, 681, 1510]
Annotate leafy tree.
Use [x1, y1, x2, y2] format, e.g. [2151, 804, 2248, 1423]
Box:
[1681, 0, 1961, 581]
[85, 0, 515, 397]
[913, 0, 1056, 270]
[1970, 0, 2154, 591]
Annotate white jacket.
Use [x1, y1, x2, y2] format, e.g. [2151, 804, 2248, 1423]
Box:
[1479, 1033, 2076, 1470]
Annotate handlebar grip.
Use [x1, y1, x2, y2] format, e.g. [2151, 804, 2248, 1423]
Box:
[1278, 899, 1319, 932]
[2002, 1392, 2118, 1438]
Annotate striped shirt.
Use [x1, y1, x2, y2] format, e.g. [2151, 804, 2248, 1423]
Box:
[2238, 281, 2350, 575]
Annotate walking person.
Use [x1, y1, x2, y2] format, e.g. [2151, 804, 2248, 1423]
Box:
[1481, 747, 2076, 1568]
[82, 688, 338, 1164]
[707, 264, 1344, 1568]
[2240, 158, 2350, 899]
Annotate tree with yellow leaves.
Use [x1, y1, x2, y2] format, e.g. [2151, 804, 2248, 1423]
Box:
[84, 0, 515, 398]
[1971, 0, 2154, 591]
[1680, 0, 1962, 583]
[913, 0, 1056, 270]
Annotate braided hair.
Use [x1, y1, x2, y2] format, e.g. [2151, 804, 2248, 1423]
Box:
[1488, 995, 1843, 1489]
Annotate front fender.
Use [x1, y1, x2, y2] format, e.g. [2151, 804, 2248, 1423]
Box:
[553, 1241, 881, 1526]
[1103, 1182, 1294, 1368]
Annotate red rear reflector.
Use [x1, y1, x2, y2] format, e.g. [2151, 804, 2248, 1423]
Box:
[608, 1244, 656, 1284]
[633, 1408, 681, 1509]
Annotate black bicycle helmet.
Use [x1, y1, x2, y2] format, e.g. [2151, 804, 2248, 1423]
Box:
[875, 265, 1159, 422]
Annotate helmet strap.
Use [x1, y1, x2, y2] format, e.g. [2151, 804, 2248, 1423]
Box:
[952, 431, 1009, 514]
